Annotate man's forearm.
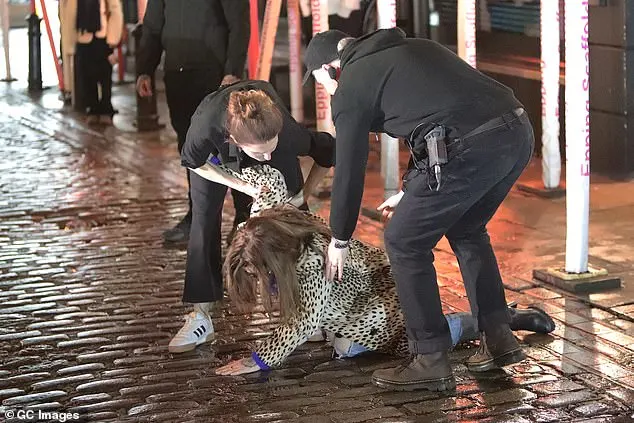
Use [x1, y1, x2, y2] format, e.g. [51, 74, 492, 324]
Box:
[189, 163, 257, 197]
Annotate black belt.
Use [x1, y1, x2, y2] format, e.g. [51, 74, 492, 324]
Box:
[460, 107, 524, 141]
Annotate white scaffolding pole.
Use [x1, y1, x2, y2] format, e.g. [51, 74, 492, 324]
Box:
[376, 0, 399, 199]
[457, 0, 477, 68]
[287, 0, 304, 122]
[564, 0, 590, 273]
[0, 0, 12, 81]
[312, 0, 334, 135]
[541, 0, 562, 189]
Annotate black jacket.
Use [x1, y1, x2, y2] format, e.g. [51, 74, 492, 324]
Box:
[181, 80, 336, 196]
[137, 0, 249, 77]
[329, 28, 523, 240]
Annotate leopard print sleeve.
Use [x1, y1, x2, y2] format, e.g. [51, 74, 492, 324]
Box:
[217, 164, 289, 215]
[254, 250, 331, 368]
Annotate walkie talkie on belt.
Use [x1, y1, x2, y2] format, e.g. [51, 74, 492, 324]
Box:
[424, 126, 448, 191]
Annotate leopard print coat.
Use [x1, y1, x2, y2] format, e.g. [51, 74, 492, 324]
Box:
[221, 164, 408, 368]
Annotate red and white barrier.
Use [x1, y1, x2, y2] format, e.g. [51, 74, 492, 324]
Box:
[287, 0, 304, 122]
[457, 0, 476, 67]
[311, 0, 334, 134]
[248, 0, 260, 79]
[540, 0, 561, 189]
[564, 0, 590, 273]
[256, 0, 282, 81]
[376, 0, 400, 199]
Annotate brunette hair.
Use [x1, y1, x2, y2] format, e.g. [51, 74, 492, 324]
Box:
[226, 90, 284, 145]
[223, 205, 331, 319]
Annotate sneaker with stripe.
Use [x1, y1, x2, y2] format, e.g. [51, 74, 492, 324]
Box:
[168, 311, 214, 353]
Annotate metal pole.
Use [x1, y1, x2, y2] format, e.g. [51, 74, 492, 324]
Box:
[540, 0, 561, 189]
[287, 0, 304, 122]
[27, 0, 43, 92]
[377, 0, 399, 199]
[564, 0, 590, 273]
[411, 0, 429, 38]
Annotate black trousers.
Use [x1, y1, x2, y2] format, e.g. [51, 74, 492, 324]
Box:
[183, 172, 307, 303]
[75, 38, 114, 116]
[183, 172, 236, 303]
[384, 112, 534, 354]
[163, 69, 251, 219]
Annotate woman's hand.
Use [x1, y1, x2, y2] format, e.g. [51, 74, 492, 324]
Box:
[215, 357, 261, 376]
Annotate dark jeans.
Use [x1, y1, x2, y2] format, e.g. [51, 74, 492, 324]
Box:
[75, 38, 114, 116]
[384, 111, 534, 354]
[163, 69, 251, 219]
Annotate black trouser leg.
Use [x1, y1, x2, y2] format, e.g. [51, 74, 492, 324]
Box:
[164, 68, 223, 218]
[384, 112, 534, 354]
[75, 42, 99, 115]
[94, 38, 114, 117]
[446, 116, 535, 331]
[183, 172, 228, 303]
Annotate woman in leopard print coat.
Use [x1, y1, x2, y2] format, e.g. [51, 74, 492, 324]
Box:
[208, 165, 554, 376]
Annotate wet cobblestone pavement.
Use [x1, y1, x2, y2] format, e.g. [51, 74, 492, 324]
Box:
[1, 86, 634, 423]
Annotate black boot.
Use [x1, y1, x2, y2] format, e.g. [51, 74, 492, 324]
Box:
[163, 212, 192, 243]
[372, 351, 456, 392]
[509, 305, 555, 334]
[466, 324, 526, 372]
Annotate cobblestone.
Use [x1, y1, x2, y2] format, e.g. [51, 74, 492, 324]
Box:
[0, 88, 633, 422]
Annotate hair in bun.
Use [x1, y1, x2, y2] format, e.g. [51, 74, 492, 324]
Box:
[227, 90, 283, 145]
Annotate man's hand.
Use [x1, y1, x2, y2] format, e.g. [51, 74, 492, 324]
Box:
[221, 74, 240, 86]
[325, 237, 349, 282]
[215, 357, 260, 376]
[377, 190, 404, 222]
[136, 75, 153, 97]
[286, 189, 305, 208]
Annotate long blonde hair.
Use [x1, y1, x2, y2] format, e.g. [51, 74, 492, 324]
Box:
[223, 205, 331, 319]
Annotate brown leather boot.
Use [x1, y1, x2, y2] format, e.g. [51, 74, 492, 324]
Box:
[466, 325, 526, 372]
[372, 351, 456, 392]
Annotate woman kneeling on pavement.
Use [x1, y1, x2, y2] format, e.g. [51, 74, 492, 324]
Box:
[210, 167, 555, 378]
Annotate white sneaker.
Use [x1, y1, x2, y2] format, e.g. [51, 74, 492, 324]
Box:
[168, 311, 214, 353]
